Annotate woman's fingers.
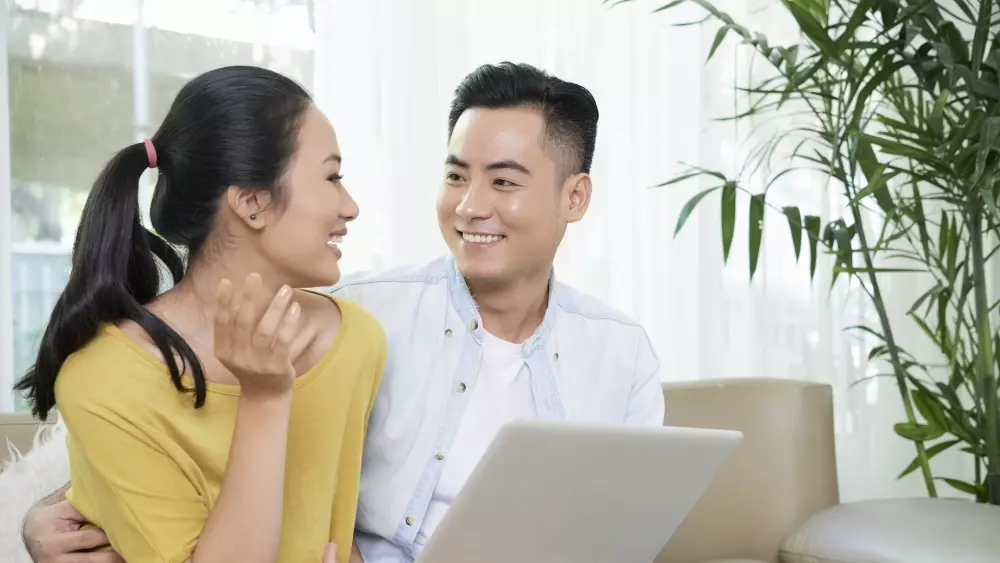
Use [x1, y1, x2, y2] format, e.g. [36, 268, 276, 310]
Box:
[322, 543, 337, 563]
[254, 284, 294, 350]
[272, 301, 301, 360]
[213, 279, 235, 358]
[233, 273, 260, 353]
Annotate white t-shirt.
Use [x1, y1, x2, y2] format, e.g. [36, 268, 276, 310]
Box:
[412, 330, 538, 552]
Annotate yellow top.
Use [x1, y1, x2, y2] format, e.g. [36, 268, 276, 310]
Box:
[55, 295, 386, 563]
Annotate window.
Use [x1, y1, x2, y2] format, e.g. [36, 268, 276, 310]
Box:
[2, 0, 317, 412]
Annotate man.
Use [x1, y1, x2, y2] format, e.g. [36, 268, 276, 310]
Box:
[20, 61, 664, 562]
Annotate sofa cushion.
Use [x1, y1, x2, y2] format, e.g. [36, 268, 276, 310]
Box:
[780, 498, 1000, 563]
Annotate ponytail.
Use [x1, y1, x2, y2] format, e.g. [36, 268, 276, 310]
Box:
[15, 142, 207, 420]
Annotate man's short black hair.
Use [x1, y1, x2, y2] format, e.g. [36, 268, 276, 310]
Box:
[448, 62, 599, 176]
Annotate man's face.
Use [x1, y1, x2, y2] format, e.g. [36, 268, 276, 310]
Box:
[436, 106, 591, 285]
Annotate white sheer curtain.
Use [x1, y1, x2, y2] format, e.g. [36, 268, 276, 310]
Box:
[311, 0, 971, 503]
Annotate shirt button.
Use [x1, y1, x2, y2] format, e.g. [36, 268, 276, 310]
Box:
[470, 319, 479, 330]
[457, 382, 467, 393]
[553, 352, 559, 361]
[405, 516, 415, 526]
[435, 451, 445, 460]
[444, 328, 452, 337]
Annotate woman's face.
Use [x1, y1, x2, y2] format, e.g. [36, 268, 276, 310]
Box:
[254, 104, 359, 288]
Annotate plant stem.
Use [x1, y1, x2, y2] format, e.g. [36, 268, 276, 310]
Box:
[847, 203, 938, 497]
[969, 203, 999, 501]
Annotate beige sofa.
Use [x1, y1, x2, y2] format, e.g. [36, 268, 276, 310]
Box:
[0, 412, 46, 459]
[3, 378, 996, 562]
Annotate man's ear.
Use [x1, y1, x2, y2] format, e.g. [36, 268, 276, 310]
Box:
[563, 172, 592, 223]
[225, 187, 272, 231]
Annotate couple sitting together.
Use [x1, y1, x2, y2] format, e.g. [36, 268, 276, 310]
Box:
[13, 61, 664, 563]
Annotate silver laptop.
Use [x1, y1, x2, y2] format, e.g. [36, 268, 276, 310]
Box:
[416, 419, 742, 563]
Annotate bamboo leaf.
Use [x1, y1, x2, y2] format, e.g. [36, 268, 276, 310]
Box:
[749, 193, 765, 279]
[707, 26, 730, 62]
[938, 477, 982, 497]
[721, 182, 737, 262]
[868, 344, 888, 361]
[929, 90, 950, 137]
[908, 283, 946, 316]
[783, 206, 803, 261]
[894, 422, 945, 442]
[898, 439, 960, 479]
[654, 171, 704, 187]
[846, 324, 886, 341]
[805, 215, 821, 279]
[850, 164, 899, 208]
[674, 187, 721, 237]
[911, 180, 932, 262]
[911, 387, 950, 430]
[855, 138, 895, 213]
[837, 0, 873, 45]
[834, 222, 854, 270]
[937, 211, 950, 263]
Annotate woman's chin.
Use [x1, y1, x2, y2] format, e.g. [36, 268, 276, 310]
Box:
[300, 264, 342, 290]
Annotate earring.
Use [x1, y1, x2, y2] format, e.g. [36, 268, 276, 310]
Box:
[249, 213, 257, 221]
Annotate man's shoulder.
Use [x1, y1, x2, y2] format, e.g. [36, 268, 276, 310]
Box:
[552, 281, 643, 330]
[332, 256, 450, 294]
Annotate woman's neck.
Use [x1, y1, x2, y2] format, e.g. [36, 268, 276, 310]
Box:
[153, 249, 287, 336]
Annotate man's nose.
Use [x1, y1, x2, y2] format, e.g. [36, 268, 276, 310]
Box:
[455, 182, 492, 221]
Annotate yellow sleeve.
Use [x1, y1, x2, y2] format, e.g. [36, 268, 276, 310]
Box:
[59, 370, 208, 563]
[331, 332, 386, 563]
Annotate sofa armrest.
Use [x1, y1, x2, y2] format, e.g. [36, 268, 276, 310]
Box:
[654, 378, 839, 563]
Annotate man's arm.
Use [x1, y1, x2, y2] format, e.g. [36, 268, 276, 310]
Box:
[34, 482, 68, 508]
[625, 328, 666, 426]
[21, 481, 69, 547]
[21, 481, 123, 563]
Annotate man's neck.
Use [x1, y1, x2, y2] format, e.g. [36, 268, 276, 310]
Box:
[467, 269, 551, 344]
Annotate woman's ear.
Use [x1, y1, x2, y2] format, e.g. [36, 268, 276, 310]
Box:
[225, 187, 272, 231]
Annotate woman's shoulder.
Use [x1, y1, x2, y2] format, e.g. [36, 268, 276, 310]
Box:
[55, 326, 172, 412]
[298, 289, 386, 343]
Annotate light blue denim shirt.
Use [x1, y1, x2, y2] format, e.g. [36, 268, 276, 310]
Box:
[332, 255, 665, 563]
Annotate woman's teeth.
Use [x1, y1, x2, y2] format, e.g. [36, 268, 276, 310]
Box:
[327, 235, 343, 248]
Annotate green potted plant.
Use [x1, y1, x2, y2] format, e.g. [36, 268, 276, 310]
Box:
[613, 0, 1000, 504]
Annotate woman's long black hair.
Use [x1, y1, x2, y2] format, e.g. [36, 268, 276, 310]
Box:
[15, 65, 312, 420]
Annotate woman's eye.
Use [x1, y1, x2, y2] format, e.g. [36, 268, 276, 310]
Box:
[327, 174, 344, 183]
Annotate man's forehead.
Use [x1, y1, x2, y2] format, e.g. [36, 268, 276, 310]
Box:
[448, 107, 547, 163]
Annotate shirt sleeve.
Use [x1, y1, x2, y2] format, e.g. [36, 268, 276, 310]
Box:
[59, 383, 208, 563]
[625, 327, 666, 426]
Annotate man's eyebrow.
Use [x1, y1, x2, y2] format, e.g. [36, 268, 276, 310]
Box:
[485, 160, 530, 175]
[445, 154, 468, 168]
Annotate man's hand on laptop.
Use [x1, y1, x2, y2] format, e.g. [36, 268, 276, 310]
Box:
[23, 499, 123, 563]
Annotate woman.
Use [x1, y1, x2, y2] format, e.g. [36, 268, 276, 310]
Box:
[14, 66, 384, 563]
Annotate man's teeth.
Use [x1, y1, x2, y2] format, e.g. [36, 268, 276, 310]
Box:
[462, 233, 504, 244]
[327, 235, 343, 247]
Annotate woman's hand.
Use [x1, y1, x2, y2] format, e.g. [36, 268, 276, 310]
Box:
[214, 272, 302, 399]
[321, 542, 364, 563]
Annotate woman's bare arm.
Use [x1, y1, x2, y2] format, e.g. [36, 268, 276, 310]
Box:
[186, 394, 292, 563]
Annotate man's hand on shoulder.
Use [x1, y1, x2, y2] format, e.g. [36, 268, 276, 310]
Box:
[22, 499, 123, 563]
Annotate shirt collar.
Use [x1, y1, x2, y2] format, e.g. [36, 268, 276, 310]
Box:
[445, 254, 558, 356]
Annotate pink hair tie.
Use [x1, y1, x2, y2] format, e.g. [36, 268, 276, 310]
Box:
[143, 138, 158, 169]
